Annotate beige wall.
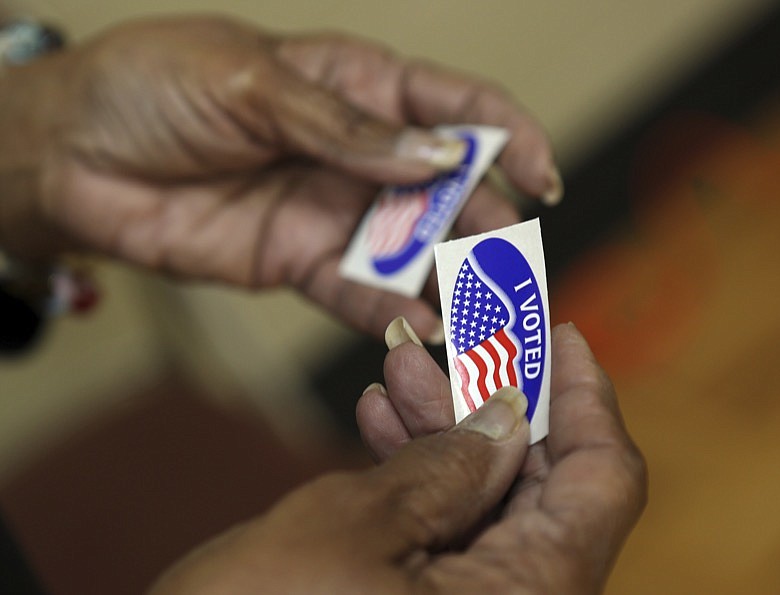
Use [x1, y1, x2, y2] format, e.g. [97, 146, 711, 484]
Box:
[1, 0, 775, 477]
[17, 0, 774, 165]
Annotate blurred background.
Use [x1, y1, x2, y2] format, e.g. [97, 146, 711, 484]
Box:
[2, 0, 779, 593]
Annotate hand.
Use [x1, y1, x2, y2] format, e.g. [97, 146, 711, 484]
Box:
[148, 322, 645, 594]
[0, 15, 559, 340]
[356, 320, 647, 592]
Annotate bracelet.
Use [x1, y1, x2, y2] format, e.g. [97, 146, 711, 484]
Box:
[0, 255, 98, 354]
[0, 19, 64, 66]
[0, 19, 98, 354]
[0, 254, 99, 316]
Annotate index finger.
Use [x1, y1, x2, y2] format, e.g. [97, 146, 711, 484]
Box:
[275, 34, 561, 203]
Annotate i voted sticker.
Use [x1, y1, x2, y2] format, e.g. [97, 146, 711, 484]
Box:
[435, 219, 550, 443]
[340, 125, 508, 297]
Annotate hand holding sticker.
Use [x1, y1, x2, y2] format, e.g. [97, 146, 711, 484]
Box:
[340, 126, 509, 297]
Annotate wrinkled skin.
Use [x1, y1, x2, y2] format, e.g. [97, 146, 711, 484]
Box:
[0, 15, 558, 340]
[2, 16, 644, 593]
[150, 324, 647, 594]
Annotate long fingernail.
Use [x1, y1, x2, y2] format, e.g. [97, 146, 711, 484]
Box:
[456, 387, 528, 440]
[385, 316, 423, 350]
[395, 129, 467, 170]
[542, 166, 564, 206]
[362, 382, 387, 396]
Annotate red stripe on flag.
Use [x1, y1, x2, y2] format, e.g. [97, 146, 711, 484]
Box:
[367, 191, 428, 256]
[454, 357, 477, 413]
[481, 339, 504, 392]
[465, 346, 491, 401]
[494, 329, 519, 386]
[457, 329, 520, 408]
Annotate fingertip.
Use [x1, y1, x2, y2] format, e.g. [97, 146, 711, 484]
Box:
[553, 321, 588, 347]
[356, 382, 391, 422]
[527, 149, 563, 206]
[390, 307, 445, 347]
[362, 382, 387, 397]
[383, 340, 455, 436]
[541, 165, 564, 206]
[499, 122, 561, 204]
[356, 383, 411, 462]
[385, 316, 423, 350]
[455, 387, 529, 442]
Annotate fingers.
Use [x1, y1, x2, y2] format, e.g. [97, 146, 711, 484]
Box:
[542, 323, 647, 550]
[452, 179, 522, 239]
[232, 57, 467, 185]
[547, 323, 638, 457]
[258, 166, 444, 343]
[356, 383, 411, 462]
[300, 256, 443, 342]
[366, 387, 530, 556]
[383, 319, 454, 437]
[358, 317, 454, 461]
[273, 33, 559, 201]
[399, 60, 562, 203]
[459, 323, 646, 591]
[151, 386, 527, 594]
[357, 318, 453, 461]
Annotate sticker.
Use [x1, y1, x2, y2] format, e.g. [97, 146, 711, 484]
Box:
[339, 125, 509, 297]
[435, 218, 550, 443]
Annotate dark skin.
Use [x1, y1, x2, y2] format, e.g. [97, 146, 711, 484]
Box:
[151, 323, 646, 594]
[0, 15, 559, 342]
[1, 14, 644, 592]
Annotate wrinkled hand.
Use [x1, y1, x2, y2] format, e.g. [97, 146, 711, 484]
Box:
[0, 15, 559, 340]
[356, 321, 647, 592]
[149, 323, 646, 594]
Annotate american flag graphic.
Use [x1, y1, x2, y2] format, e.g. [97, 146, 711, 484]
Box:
[367, 188, 429, 258]
[450, 257, 520, 413]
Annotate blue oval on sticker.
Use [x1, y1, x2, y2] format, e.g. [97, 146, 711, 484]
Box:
[448, 237, 545, 420]
[367, 133, 477, 275]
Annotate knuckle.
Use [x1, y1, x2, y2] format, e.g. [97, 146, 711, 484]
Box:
[226, 58, 279, 102]
[321, 103, 375, 153]
[621, 440, 649, 512]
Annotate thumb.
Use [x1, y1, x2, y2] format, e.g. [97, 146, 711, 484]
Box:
[368, 387, 531, 556]
[242, 61, 467, 184]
